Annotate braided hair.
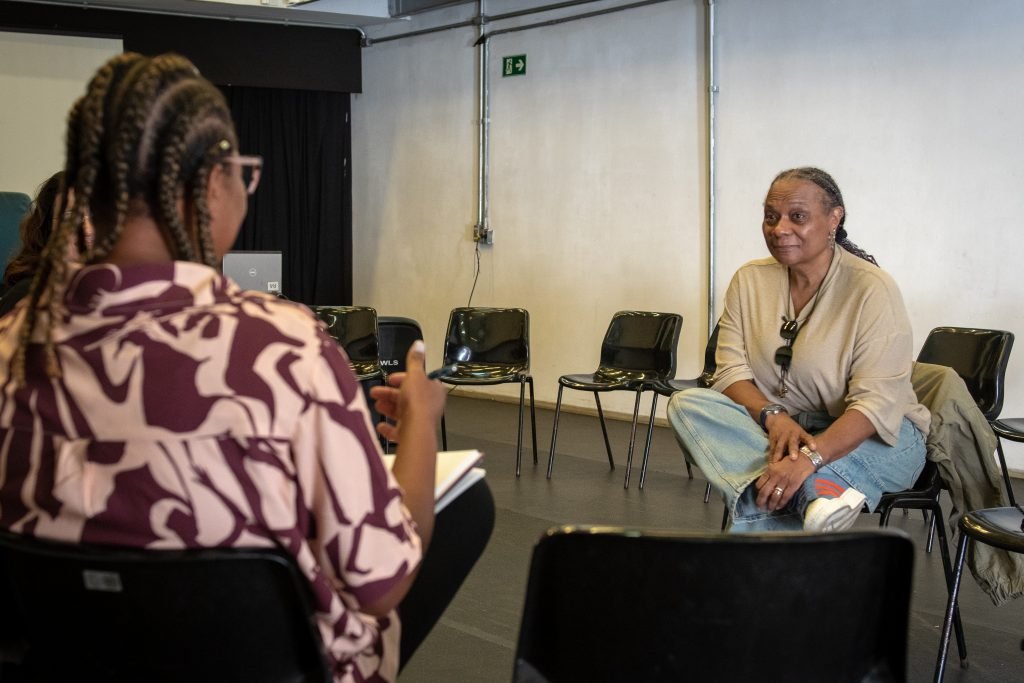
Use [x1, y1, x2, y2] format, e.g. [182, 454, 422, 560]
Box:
[771, 167, 878, 266]
[13, 52, 238, 386]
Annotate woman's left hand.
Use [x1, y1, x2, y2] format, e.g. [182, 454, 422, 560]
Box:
[755, 455, 816, 512]
[765, 413, 817, 463]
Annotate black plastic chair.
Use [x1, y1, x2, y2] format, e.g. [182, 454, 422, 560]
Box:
[905, 327, 1014, 547]
[642, 322, 720, 491]
[375, 316, 424, 452]
[438, 307, 537, 477]
[378, 316, 423, 376]
[875, 328, 1013, 670]
[935, 507, 1024, 681]
[546, 311, 682, 489]
[311, 305, 385, 383]
[514, 526, 914, 683]
[0, 531, 330, 682]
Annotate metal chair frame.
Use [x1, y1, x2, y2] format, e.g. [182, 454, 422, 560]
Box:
[546, 311, 682, 489]
[438, 307, 537, 477]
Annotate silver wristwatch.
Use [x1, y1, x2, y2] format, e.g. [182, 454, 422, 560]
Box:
[759, 403, 787, 431]
[800, 445, 825, 471]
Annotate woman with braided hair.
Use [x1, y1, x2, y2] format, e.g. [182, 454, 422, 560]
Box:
[0, 171, 95, 316]
[668, 167, 928, 533]
[0, 53, 493, 681]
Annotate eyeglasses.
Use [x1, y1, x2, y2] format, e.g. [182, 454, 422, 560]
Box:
[222, 154, 263, 195]
[774, 318, 800, 397]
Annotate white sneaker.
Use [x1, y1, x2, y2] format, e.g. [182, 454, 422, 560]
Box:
[803, 487, 867, 532]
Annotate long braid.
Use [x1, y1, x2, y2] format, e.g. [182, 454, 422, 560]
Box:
[192, 163, 217, 267]
[12, 52, 240, 387]
[38, 57, 136, 375]
[772, 167, 878, 266]
[151, 86, 234, 261]
[105, 56, 198, 262]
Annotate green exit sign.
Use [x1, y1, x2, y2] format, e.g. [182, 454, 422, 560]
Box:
[502, 54, 527, 77]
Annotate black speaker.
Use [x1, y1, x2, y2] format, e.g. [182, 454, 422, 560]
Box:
[378, 316, 423, 375]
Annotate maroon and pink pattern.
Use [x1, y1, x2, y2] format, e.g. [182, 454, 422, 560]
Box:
[0, 262, 420, 682]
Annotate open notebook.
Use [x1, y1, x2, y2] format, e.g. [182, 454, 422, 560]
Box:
[381, 450, 486, 512]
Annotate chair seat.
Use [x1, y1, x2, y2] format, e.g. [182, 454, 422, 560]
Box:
[558, 372, 648, 391]
[991, 418, 1024, 442]
[350, 361, 384, 381]
[961, 507, 1024, 553]
[441, 364, 528, 384]
[877, 461, 943, 510]
[650, 377, 700, 397]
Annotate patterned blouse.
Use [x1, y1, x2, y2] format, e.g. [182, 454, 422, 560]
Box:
[0, 262, 421, 682]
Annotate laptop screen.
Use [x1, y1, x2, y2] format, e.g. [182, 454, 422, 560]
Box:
[222, 251, 282, 295]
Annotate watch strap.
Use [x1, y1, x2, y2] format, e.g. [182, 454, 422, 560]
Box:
[759, 403, 787, 431]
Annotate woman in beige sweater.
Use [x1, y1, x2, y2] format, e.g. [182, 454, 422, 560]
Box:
[668, 167, 928, 532]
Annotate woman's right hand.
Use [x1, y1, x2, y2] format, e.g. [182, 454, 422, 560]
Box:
[369, 341, 446, 444]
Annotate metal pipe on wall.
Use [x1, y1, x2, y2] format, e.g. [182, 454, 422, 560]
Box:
[706, 0, 717, 337]
[475, 0, 491, 243]
[474, 0, 671, 43]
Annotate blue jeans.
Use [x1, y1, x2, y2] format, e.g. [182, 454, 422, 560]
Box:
[667, 389, 926, 532]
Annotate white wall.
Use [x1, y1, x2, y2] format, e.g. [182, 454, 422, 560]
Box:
[354, 0, 1024, 473]
[0, 31, 123, 195]
[354, 0, 707, 415]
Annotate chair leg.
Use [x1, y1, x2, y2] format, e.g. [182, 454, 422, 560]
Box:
[927, 510, 937, 554]
[685, 461, 693, 479]
[638, 393, 658, 490]
[720, 503, 729, 531]
[995, 436, 1018, 507]
[622, 390, 643, 489]
[935, 533, 971, 681]
[527, 377, 538, 465]
[515, 379, 526, 478]
[546, 386, 565, 479]
[880, 500, 967, 666]
[593, 393, 615, 470]
[704, 482, 711, 503]
[441, 413, 448, 451]
[925, 502, 968, 666]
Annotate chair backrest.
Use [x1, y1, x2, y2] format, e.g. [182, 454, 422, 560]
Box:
[597, 311, 682, 381]
[916, 326, 1013, 421]
[514, 527, 913, 683]
[443, 307, 529, 370]
[0, 192, 30, 268]
[0, 531, 330, 682]
[311, 305, 382, 379]
[378, 316, 423, 375]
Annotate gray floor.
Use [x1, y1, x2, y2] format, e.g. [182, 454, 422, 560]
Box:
[400, 394, 1024, 682]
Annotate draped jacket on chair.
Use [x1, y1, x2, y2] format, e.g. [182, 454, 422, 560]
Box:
[912, 361, 1024, 605]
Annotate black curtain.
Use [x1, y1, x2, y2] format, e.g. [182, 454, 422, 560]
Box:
[221, 86, 352, 306]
